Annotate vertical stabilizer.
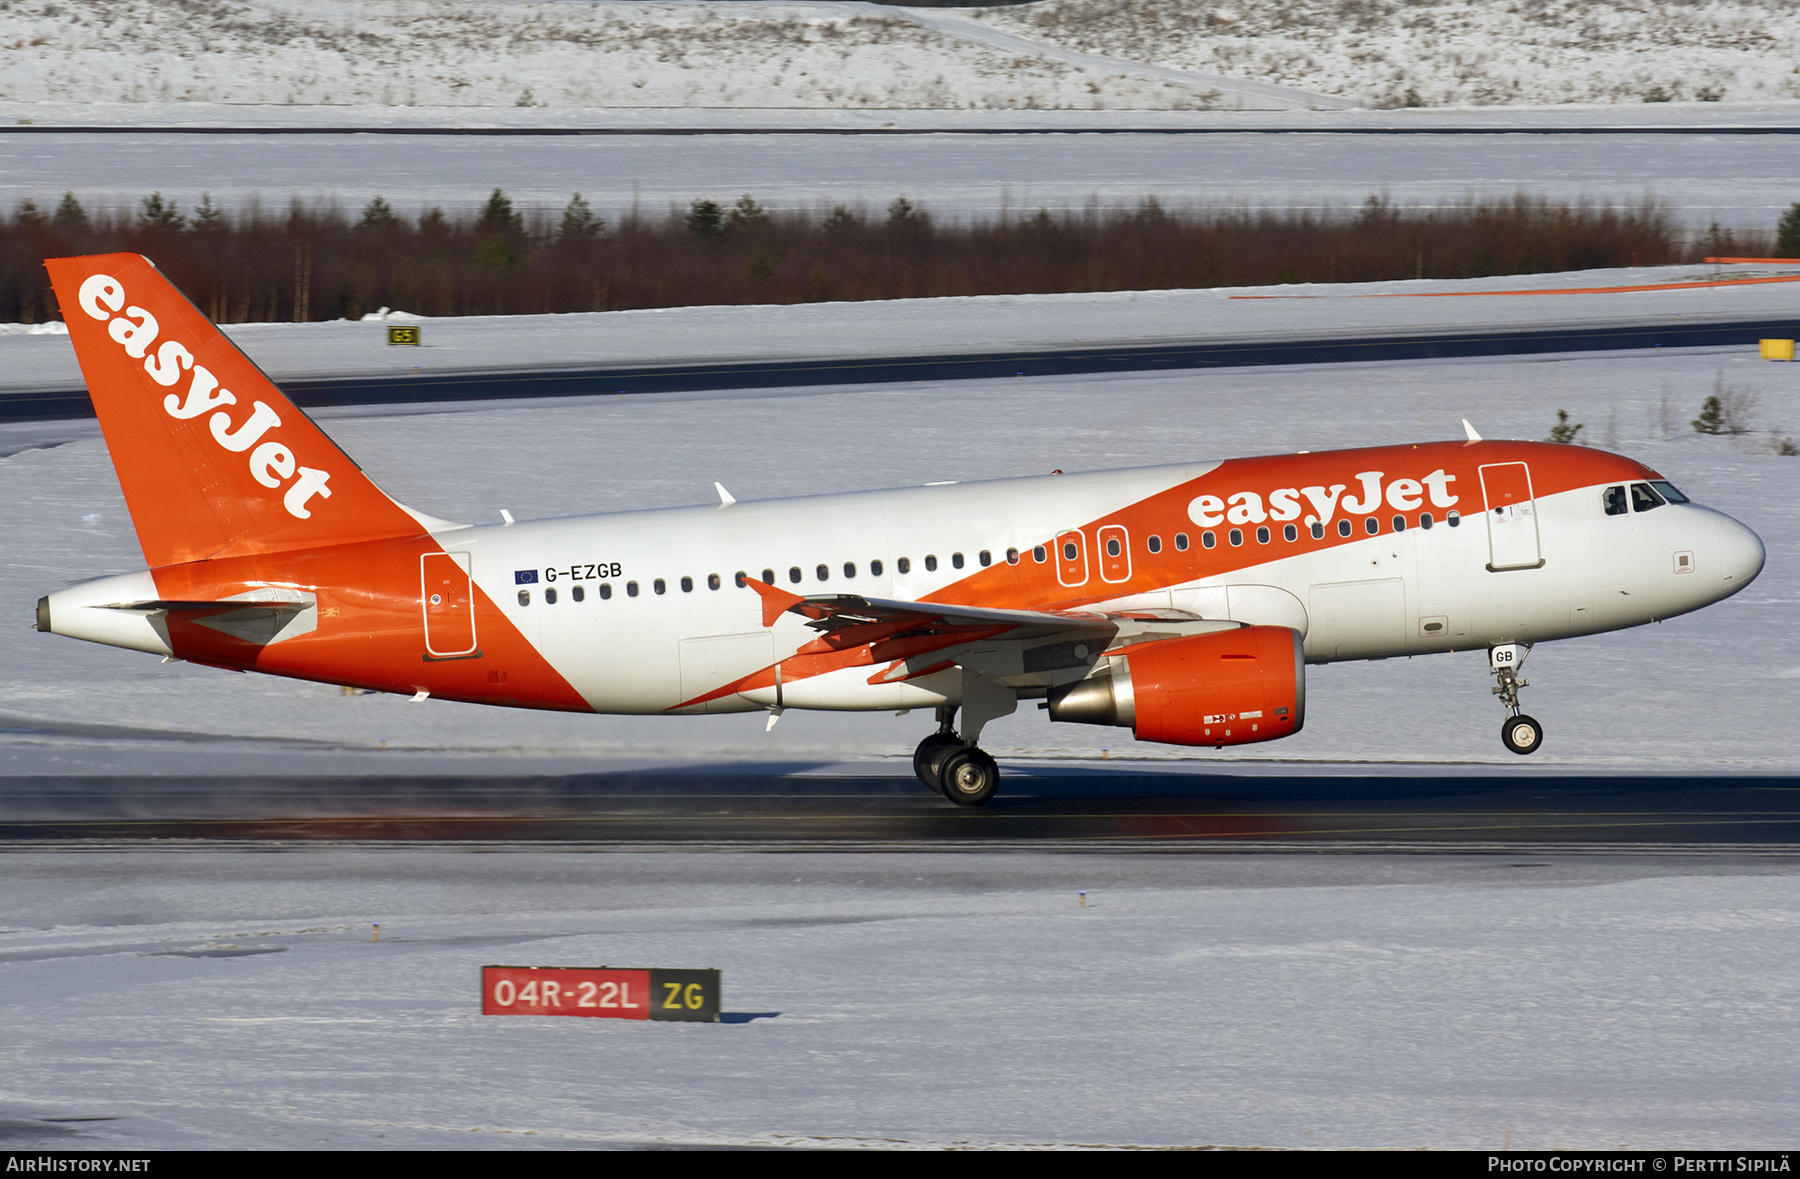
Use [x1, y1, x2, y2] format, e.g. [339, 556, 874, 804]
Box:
[45, 253, 424, 567]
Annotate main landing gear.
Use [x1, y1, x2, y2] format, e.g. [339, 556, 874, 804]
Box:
[1489, 643, 1544, 756]
[912, 707, 1001, 807]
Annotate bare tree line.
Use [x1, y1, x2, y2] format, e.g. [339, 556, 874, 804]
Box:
[0, 188, 1761, 324]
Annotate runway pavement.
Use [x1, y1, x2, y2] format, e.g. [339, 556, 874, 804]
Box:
[4, 766, 1798, 846]
[5, 313, 1795, 422]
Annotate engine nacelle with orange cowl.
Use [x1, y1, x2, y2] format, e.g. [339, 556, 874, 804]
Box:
[1045, 625, 1305, 747]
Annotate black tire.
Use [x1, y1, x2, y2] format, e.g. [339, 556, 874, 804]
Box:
[938, 747, 1000, 807]
[913, 732, 964, 792]
[1501, 714, 1544, 756]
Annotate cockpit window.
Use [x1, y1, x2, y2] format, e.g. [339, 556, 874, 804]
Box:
[1630, 482, 1666, 512]
[1603, 486, 1628, 516]
[1650, 480, 1690, 505]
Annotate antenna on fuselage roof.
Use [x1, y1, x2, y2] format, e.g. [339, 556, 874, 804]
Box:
[1462, 420, 1483, 442]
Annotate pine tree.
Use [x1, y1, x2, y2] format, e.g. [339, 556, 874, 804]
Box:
[53, 191, 88, 229]
[1547, 409, 1584, 444]
[1776, 202, 1800, 259]
[686, 199, 724, 239]
[1692, 395, 1726, 435]
[559, 192, 601, 240]
[139, 192, 186, 233]
[477, 189, 522, 235]
[192, 193, 225, 233]
[357, 196, 400, 232]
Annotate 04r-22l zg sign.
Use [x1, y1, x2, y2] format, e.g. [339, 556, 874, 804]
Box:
[481, 965, 720, 1022]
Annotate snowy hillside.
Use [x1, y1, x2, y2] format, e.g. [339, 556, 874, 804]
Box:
[0, 0, 1288, 110]
[971, 0, 1800, 107]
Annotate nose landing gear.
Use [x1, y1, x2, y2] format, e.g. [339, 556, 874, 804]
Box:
[1490, 643, 1543, 755]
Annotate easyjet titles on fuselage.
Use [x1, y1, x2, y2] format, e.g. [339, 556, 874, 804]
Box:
[75, 272, 334, 521]
[1188, 468, 1460, 529]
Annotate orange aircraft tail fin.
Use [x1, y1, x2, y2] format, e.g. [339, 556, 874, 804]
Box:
[44, 252, 426, 568]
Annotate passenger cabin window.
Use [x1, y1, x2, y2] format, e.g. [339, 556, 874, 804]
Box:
[1283, 524, 1298, 542]
[707, 574, 721, 590]
[600, 583, 612, 599]
[1365, 517, 1379, 535]
[761, 569, 775, 585]
[1005, 549, 1019, 565]
[1201, 531, 1216, 549]
[1631, 482, 1666, 512]
[1391, 515, 1406, 533]
[925, 555, 939, 572]
[1031, 547, 1046, 564]
[627, 581, 639, 597]
[979, 550, 992, 567]
[1421, 513, 1434, 529]
[1147, 535, 1162, 554]
[788, 567, 802, 584]
[951, 552, 964, 569]
[546, 588, 558, 604]
[735, 571, 747, 588]
[572, 585, 585, 602]
[1174, 533, 1189, 551]
[1105, 536, 1122, 557]
[1603, 486, 1628, 516]
[899, 557, 912, 573]
[517, 589, 531, 606]
[871, 559, 884, 576]
[1256, 526, 1270, 544]
[1310, 522, 1325, 539]
[843, 562, 856, 579]
[1338, 519, 1352, 537]
[680, 576, 693, 593]
[654, 579, 667, 595]
[1447, 510, 1461, 527]
[816, 564, 829, 581]
[1228, 528, 1243, 546]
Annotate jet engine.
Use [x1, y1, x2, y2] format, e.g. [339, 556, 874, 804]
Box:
[1045, 625, 1305, 747]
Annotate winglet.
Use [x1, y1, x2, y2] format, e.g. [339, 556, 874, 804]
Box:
[714, 481, 736, 507]
[743, 576, 804, 627]
[1462, 419, 1483, 442]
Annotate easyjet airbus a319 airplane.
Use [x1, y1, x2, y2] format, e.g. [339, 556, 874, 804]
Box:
[35, 254, 1767, 804]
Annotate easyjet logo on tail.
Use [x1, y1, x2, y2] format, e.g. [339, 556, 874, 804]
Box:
[77, 273, 333, 521]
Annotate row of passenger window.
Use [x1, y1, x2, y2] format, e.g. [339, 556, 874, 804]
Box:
[1192, 510, 1463, 549]
[514, 511, 1462, 607]
[517, 551, 996, 607]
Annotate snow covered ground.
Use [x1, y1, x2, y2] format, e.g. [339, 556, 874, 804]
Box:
[3, 0, 1798, 113]
[4, 263, 1796, 390]
[970, 0, 1800, 108]
[3, 118, 1797, 230]
[1, 847, 1796, 1150]
[2, 267, 1798, 776]
[0, 0, 1326, 112]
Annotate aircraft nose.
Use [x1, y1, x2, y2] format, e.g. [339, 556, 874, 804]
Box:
[1719, 515, 1766, 595]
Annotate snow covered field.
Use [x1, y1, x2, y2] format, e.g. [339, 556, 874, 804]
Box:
[0, 0, 1323, 112]
[973, 0, 1800, 108]
[1, 847, 1796, 1149]
[2, 267, 1798, 776]
[3, 118, 1797, 230]
[3, 0, 1798, 112]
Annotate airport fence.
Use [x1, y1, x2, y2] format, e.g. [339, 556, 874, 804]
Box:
[0, 190, 1759, 324]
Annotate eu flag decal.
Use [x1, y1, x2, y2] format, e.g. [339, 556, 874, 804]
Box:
[514, 569, 539, 585]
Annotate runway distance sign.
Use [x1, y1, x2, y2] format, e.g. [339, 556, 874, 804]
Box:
[482, 965, 720, 1022]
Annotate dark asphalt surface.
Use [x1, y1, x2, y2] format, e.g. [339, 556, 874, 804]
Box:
[4, 768, 1797, 845]
[6, 315, 1796, 422]
[4, 125, 1798, 136]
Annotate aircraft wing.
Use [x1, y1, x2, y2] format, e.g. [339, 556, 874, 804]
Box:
[743, 579, 1115, 634]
